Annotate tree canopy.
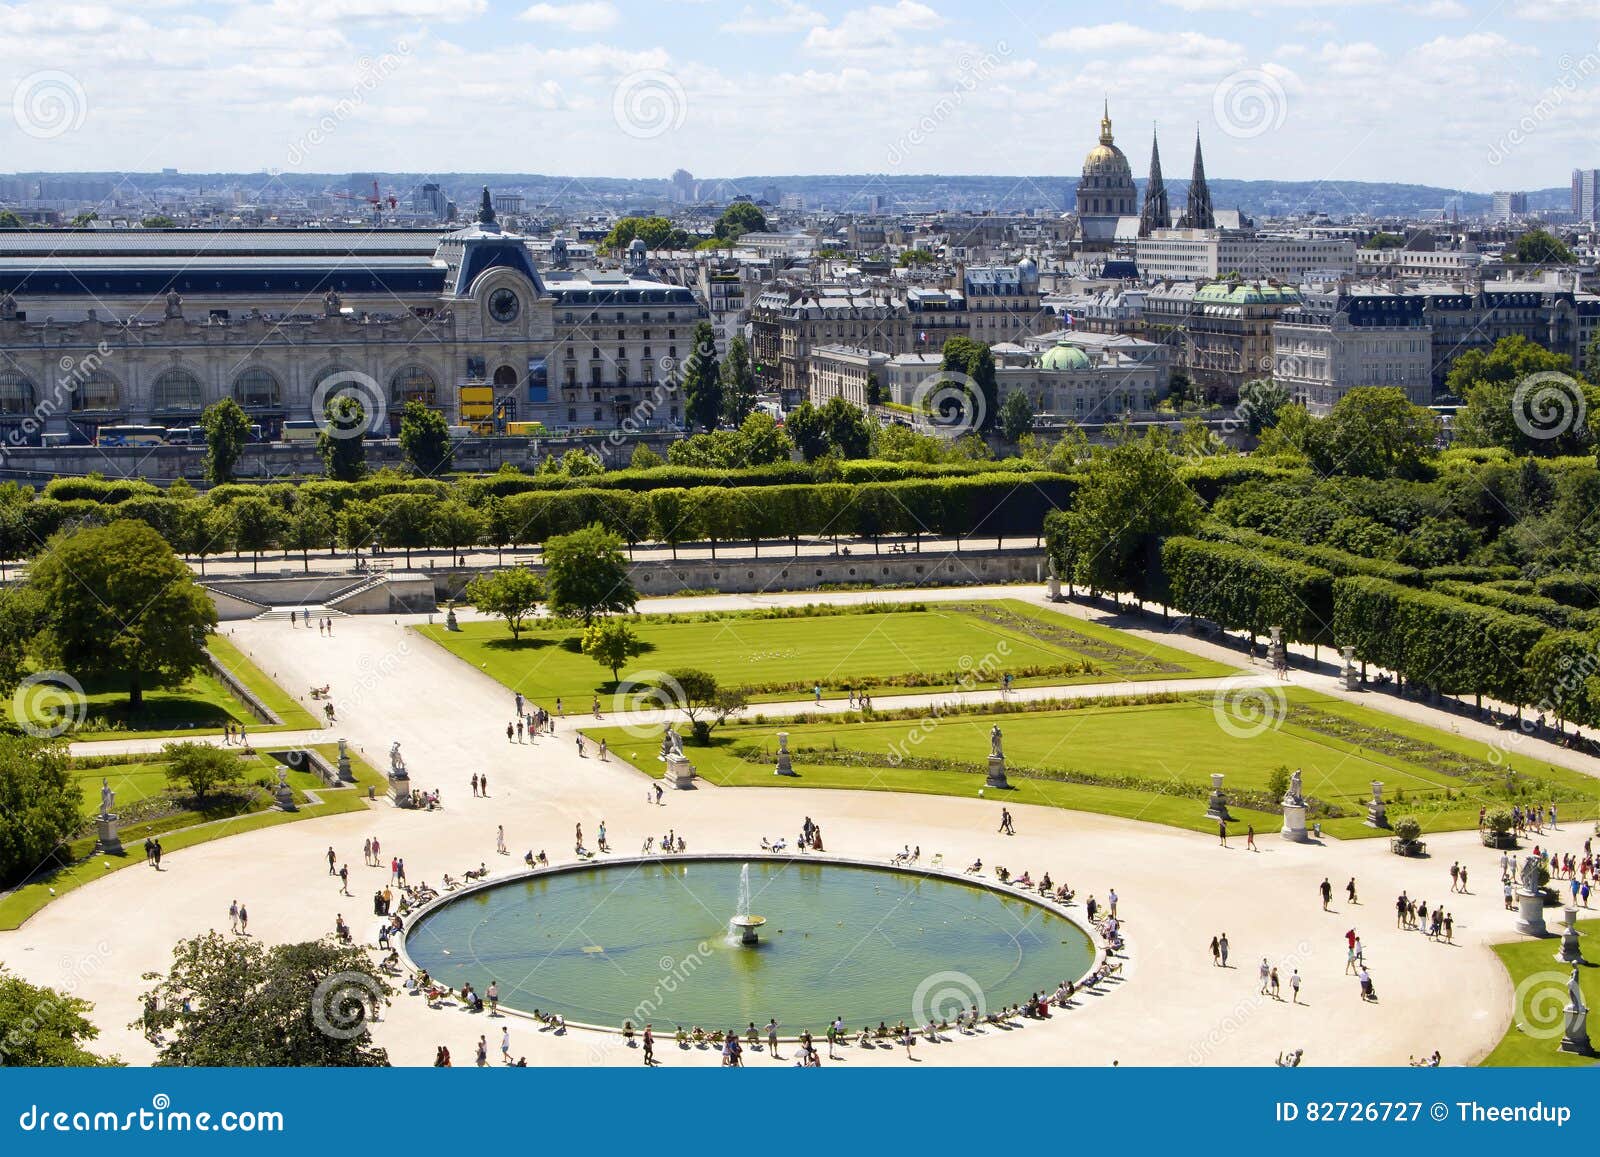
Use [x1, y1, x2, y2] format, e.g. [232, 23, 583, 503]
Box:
[543, 523, 637, 623]
[462, 568, 543, 639]
[398, 401, 452, 476]
[200, 399, 251, 485]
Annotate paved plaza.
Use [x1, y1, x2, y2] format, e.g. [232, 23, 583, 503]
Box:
[8, 585, 1593, 1067]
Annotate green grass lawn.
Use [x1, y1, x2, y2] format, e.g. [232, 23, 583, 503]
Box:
[418, 599, 1234, 707]
[2, 634, 318, 741]
[1482, 920, 1598, 1066]
[0, 742, 384, 930]
[585, 688, 1600, 840]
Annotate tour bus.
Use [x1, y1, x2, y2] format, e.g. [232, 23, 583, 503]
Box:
[39, 432, 71, 447]
[163, 426, 204, 446]
[96, 425, 167, 447]
[281, 419, 321, 443]
[505, 421, 550, 438]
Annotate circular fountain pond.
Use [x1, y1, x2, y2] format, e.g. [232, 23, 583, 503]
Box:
[403, 858, 1095, 1031]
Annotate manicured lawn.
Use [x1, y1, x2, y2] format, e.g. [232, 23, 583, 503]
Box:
[1481, 920, 1598, 1066]
[585, 688, 1600, 840]
[418, 599, 1234, 706]
[0, 742, 384, 930]
[3, 634, 317, 741]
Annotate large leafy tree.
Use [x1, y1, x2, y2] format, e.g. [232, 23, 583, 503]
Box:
[462, 569, 542, 639]
[1449, 336, 1596, 457]
[161, 741, 244, 805]
[0, 964, 116, 1066]
[1308, 387, 1440, 481]
[0, 735, 78, 888]
[999, 389, 1034, 443]
[1053, 431, 1202, 598]
[662, 667, 747, 743]
[200, 399, 252, 485]
[318, 395, 368, 482]
[713, 202, 767, 241]
[285, 498, 335, 572]
[719, 335, 759, 425]
[373, 492, 434, 565]
[602, 216, 690, 252]
[227, 495, 285, 575]
[398, 401, 452, 476]
[1237, 378, 1290, 437]
[783, 402, 828, 462]
[429, 499, 483, 559]
[682, 321, 723, 432]
[1510, 228, 1576, 265]
[939, 337, 999, 432]
[135, 933, 390, 1067]
[28, 520, 216, 709]
[544, 523, 637, 623]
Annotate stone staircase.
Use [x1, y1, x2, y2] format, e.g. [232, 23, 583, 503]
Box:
[253, 605, 349, 622]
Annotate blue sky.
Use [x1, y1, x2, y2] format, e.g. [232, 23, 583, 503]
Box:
[1, 0, 1595, 190]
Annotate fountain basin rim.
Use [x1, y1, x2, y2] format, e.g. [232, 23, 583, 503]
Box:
[397, 851, 1104, 1039]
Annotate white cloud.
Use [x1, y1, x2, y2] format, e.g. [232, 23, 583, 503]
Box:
[517, 2, 619, 32]
[1409, 0, 1467, 16]
[721, 0, 823, 34]
[803, 1, 946, 59]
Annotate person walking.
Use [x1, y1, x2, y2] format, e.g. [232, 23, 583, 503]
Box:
[228, 899, 239, 932]
[506, 722, 514, 743]
[1258, 957, 1270, 994]
[1218, 933, 1230, 968]
[480, 774, 488, 797]
[998, 808, 1014, 836]
[643, 1024, 655, 1066]
[1218, 821, 1229, 846]
[1290, 970, 1302, 1004]
[476, 1035, 488, 1067]
[1449, 862, 1460, 892]
[338, 864, 350, 896]
[238, 903, 248, 935]
[500, 1027, 511, 1065]
[1246, 825, 1257, 851]
[1346, 877, 1358, 905]
[1210, 934, 1220, 966]
[496, 825, 506, 856]
[1320, 877, 1333, 910]
[327, 846, 337, 875]
[152, 839, 162, 869]
[471, 773, 480, 797]
[1269, 966, 1281, 1000]
[487, 980, 499, 1015]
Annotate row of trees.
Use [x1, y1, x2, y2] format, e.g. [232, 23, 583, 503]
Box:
[199, 397, 454, 485]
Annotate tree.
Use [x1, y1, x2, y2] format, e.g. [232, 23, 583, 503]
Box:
[318, 395, 368, 482]
[479, 495, 517, 565]
[544, 523, 637, 623]
[1510, 228, 1576, 265]
[581, 617, 645, 684]
[1449, 336, 1596, 457]
[1237, 378, 1289, 436]
[200, 399, 251, 485]
[719, 335, 759, 425]
[284, 499, 334, 573]
[398, 401, 452, 476]
[898, 248, 937, 267]
[69, 211, 99, 227]
[28, 521, 217, 709]
[462, 569, 543, 639]
[629, 444, 663, 470]
[373, 492, 433, 564]
[713, 202, 768, 241]
[0, 585, 43, 699]
[0, 965, 116, 1066]
[0, 735, 78, 888]
[0, 211, 25, 229]
[1308, 387, 1440, 481]
[1056, 432, 1202, 598]
[228, 495, 285, 575]
[662, 668, 747, 743]
[559, 448, 603, 477]
[602, 216, 690, 253]
[939, 337, 998, 432]
[682, 321, 723, 432]
[818, 396, 872, 459]
[430, 499, 483, 560]
[135, 932, 390, 1067]
[162, 741, 245, 804]
[784, 402, 828, 462]
[999, 389, 1034, 443]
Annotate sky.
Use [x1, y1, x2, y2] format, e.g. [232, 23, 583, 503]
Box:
[1, 0, 1597, 191]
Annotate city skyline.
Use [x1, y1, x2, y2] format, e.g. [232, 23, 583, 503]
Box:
[1, 0, 1595, 191]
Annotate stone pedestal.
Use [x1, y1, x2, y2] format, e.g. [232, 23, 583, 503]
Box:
[274, 783, 297, 812]
[773, 732, 796, 777]
[1516, 889, 1550, 937]
[94, 813, 123, 855]
[1267, 626, 1286, 672]
[1559, 1006, 1593, 1056]
[1340, 646, 1359, 691]
[1280, 802, 1309, 843]
[1365, 781, 1389, 829]
[1556, 907, 1586, 963]
[337, 738, 354, 783]
[664, 754, 697, 789]
[445, 607, 460, 632]
[389, 769, 412, 808]
[1205, 773, 1234, 823]
[1047, 559, 1062, 602]
[986, 755, 1009, 789]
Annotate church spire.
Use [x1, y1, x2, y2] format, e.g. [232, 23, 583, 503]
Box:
[1178, 128, 1214, 231]
[1139, 125, 1169, 238]
[1099, 97, 1114, 146]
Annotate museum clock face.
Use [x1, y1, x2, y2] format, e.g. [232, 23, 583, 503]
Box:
[488, 288, 520, 323]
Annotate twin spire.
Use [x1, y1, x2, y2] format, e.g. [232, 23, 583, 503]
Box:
[1131, 115, 1212, 235]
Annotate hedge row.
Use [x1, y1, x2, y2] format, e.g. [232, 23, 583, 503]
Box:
[1197, 523, 1422, 585]
[1433, 580, 1600, 632]
[1161, 536, 1334, 646]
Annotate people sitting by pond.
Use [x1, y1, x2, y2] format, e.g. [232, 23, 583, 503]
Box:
[674, 1026, 687, 1045]
[965, 858, 983, 875]
[523, 849, 548, 868]
[1013, 870, 1032, 889]
[1039, 871, 1052, 894]
[760, 836, 787, 851]
[1276, 1048, 1304, 1068]
[464, 862, 488, 881]
[442, 873, 459, 890]
[380, 949, 401, 975]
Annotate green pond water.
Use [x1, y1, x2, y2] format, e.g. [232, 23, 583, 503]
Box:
[404, 859, 1094, 1030]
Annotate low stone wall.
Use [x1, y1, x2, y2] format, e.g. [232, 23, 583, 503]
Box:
[206, 649, 281, 725]
[266, 746, 342, 788]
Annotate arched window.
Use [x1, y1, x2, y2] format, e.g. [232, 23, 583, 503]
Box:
[70, 372, 120, 411]
[492, 364, 519, 388]
[152, 368, 203, 411]
[232, 366, 281, 408]
[390, 364, 438, 405]
[0, 372, 35, 415]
